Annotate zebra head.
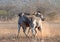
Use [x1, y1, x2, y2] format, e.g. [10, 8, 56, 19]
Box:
[18, 12, 24, 17]
[34, 11, 45, 21]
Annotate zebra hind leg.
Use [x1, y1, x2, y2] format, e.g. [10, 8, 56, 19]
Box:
[22, 25, 29, 37]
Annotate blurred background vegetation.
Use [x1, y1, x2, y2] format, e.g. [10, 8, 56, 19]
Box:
[0, 0, 60, 22]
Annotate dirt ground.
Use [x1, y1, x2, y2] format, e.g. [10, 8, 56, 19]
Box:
[0, 21, 60, 42]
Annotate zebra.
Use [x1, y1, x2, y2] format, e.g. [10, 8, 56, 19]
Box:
[18, 12, 36, 37]
[34, 11, 45, 31]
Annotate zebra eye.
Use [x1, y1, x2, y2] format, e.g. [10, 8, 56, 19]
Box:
[32, 14, 35, 15]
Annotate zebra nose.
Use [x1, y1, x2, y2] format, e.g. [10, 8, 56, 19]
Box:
[42, 18, 45, 21]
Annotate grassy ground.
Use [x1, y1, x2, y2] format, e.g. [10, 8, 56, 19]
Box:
[0, 21, 60, 42]
[0, 10, 7, 15]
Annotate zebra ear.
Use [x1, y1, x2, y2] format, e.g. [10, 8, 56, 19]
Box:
[18, 14, 20, 16]
[18, 13, 22, 17]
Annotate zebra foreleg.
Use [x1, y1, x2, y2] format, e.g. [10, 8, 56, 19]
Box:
[17, 24, 21, 37]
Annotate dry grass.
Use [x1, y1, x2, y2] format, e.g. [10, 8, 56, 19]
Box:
[0, 21, 60, 42]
